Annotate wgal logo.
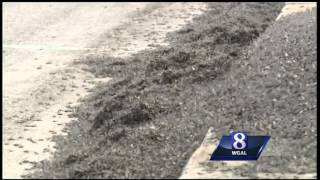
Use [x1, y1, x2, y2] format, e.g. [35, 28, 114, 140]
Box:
[210, 131, 270, 161]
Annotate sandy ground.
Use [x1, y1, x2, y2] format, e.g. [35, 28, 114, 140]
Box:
[179, 2, 317, 179]
[276, 2, 317, 20]
[3, 2, 206, 178]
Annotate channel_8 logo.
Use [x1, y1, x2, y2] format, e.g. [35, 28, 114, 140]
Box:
[210, 130, 270, 160]
[232, 132, 247, 149]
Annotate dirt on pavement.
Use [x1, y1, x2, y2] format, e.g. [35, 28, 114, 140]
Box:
[3, 2, 206, 178]
[4, 2, 316, 179]
[25, 3, 290, 179]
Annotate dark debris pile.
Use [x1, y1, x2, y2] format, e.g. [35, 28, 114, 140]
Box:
[25, 3, 318, 179]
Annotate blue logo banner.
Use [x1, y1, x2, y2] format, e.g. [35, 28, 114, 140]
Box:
[210, 132, 270, 161]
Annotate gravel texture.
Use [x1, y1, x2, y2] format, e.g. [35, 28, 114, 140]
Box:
[217, 7, 317, 176]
